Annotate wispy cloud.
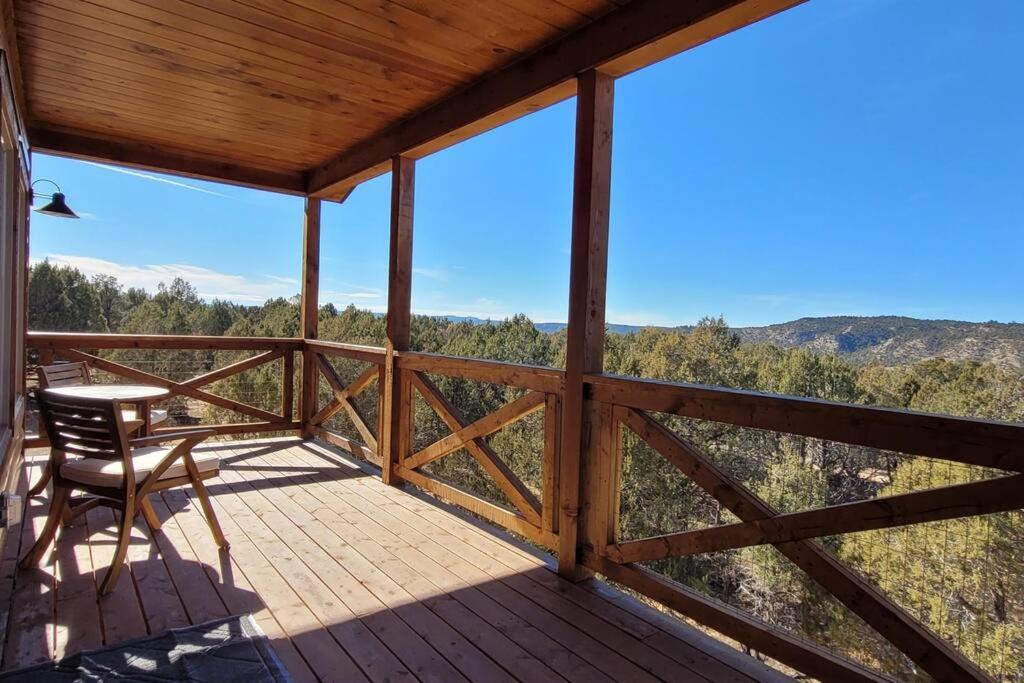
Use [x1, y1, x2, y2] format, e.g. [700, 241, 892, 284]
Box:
[83, 161, 229, 198]
[38, 253, 295, 304]
[323, 289, 381, 301]
[412, 266, 452, 282]
[265, 275, 299, 285]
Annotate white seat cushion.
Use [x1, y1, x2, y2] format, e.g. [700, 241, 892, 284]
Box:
[120, 408, 168, 425]
[61, 446, 220, 487]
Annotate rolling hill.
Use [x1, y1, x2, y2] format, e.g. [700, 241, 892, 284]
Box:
[528, 316, 1024, 368]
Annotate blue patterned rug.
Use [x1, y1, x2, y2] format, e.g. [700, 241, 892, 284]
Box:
[1, 615, 291, 682]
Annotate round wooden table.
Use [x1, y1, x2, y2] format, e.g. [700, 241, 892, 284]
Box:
[44, 384, 170, 435]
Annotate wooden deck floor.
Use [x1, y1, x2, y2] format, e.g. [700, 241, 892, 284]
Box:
[0, 437, 788, 682]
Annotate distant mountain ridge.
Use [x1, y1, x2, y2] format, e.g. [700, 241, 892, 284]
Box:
[445, 315, 1024, 368]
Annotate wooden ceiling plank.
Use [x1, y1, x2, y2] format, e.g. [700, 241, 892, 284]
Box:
[264, 0, 520, 72]
[493, 0, 592, 30]
[27, 68, 367, 138]
[32, 121, 313, 176]
[547, 0, 625, 21]
[23, 51, 391, 159]
[388, 0, 566, 52]
[32, 106, 331, 170]
[30, 127, 306, 195]
[23, 48, 376, 134]
[17, 20, 400, 121]
[81, 0, 454, 95]
[25, 0, 419, 117]
[307, 0, 805, 197]
[28, 88, 348, 158]
[171, 0, 469, 86]
[31, 102, 329, 169]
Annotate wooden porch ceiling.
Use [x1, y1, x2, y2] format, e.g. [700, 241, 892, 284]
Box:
[9, 0, 803, 197]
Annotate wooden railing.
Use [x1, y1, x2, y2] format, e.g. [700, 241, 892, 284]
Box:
[27, 332, 302, 443]
[23, 332, 1024, 681]
[305, 339, 386, 466]
[580, 373, 1024, 683]
[393, 351, 562, 549]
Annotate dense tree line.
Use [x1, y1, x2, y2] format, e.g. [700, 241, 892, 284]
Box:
[28, 261, 1024, 680]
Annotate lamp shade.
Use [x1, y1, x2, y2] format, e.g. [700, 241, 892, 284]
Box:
[35, 192, 79, 219]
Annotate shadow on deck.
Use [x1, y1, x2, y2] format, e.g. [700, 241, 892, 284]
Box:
[0, 437, 789, 682]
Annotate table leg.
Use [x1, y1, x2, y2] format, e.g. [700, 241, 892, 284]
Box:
[139, 399, 153, 436]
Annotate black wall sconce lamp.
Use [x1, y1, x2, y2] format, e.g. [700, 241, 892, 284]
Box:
[32, 179, 79, 219]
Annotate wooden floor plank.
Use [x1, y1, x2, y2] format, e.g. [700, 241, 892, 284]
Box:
[53, 515, 103, 659]
[268, 444, 609, 683]
[273, 444, 656, 683]
[3, 439, 789, 683]
[292, 442, 754, 683]
[0, 457, 37, 665]
[2, 459, 57, 670]
[181, 481, 369, 683]
[220, 443, 487, 683]
[156, 486, 318, 683]
[211, 462, 414, 683]
[84, 506, 148, 644]
[121, 508, 190, 635]
[245, 444, 564, 683]
[145, 492, 231, 625]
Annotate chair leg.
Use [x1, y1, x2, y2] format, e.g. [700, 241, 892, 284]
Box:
[139, 497, 162, 532]
[20, 485, 70, 568]
[27, 460, 53, 498]
[98, 499, 136, 596]
[184, 455, 228, 549]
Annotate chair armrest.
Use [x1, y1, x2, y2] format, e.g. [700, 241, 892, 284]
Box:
[130, 429, 216, 447]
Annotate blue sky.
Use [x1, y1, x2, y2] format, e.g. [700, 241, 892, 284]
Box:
[30, 0, 1024, 327]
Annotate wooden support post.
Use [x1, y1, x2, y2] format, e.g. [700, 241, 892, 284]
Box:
[299, 197, 321, 438]
[558, 69, 614, 579]
[381, 156, 415, 485]
[282, 350, 294, 422]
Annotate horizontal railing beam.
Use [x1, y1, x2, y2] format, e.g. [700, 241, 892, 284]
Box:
[586, 372, 1024, 472]
[397, 350, 563, 394]
[305, 339, 386, 364]
[28, 331, 302, 351]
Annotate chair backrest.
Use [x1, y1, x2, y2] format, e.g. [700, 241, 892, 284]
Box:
[36, 391, 132, 469]
[38, 361, 92, 389]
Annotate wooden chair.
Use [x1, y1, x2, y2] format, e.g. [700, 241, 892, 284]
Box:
[21, 391, 229, 595]
[29, 361, 169, 498]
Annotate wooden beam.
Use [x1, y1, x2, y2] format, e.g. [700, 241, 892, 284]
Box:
[29, 127, 306, 196]
[587, 373, 1024, 472]
[62, 349, 283, 423]
[305, 339, 385, 365]
[310, 356, 378, 451]
[309, 360, 379, 427]
[395, 465, 554, 549]
[607, 473, 1024, 563]
[584, 554, 890, 683]
[306, 0, 803, 197]
[405, 391, 546, 471]
[559, 69, 614, 579]
[27, 331, 301, 351]
[622, 408, 992, 683]
[395, 350, 563, 394]
[181, 350, 282, 389]
[299, 197, 321, 439]
[409, 372, 542, 524]
[380, 156, 414, 485]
